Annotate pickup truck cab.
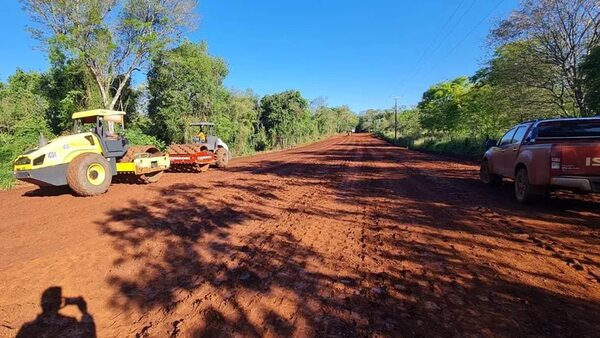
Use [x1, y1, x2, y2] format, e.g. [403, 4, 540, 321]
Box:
[480, 117, 600, 203]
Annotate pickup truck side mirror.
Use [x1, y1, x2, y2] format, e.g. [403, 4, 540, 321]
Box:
[485, 139, 498, 150]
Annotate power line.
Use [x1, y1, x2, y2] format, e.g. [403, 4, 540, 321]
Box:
[408, 0, 467, 78]
[404, 0, 478, 87]
[448, 0, 505, 59]
[421, 0, 505, 82]
[422, 0, 478, 67]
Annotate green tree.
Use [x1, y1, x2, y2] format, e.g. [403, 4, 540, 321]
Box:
[0, 70, 53, 188]
[40, 48, 141, 134]
[332, 105, 359, 133]
[581, 45, 600, 115]
[312, 101, 357, 135]
[314, 106, 338, 135]
[22, 0, 198, 109]
[0, 70, 50, 137]
[204, 90, 262, 155]
[491, 0, 600, 116]
[396, 108, 422, 139]
[147, 41, 229, 144]
[357, 109, 391, 134]
[418, 77, 471, 135]
[40, 49, 100, 133]
[458, 83, 507, 138]
[259, 90, 314, 147]
[484, 40, 574, 117]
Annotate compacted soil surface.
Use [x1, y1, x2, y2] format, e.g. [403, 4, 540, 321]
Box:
[1, 134, 599, 337]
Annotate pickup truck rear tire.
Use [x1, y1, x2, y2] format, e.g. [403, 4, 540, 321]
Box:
[515, 168, 535, 203]
[515, 167, 547, 203]
[480, 160, 501, 185]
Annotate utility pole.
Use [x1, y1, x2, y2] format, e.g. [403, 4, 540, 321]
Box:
[393, 96, 400, 144]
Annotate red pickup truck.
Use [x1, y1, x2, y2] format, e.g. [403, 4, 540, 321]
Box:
[480, 117, 600, 203]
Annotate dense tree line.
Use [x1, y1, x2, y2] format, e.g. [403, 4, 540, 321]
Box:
[0, 41, 357, 188]
[5, 0, 597, 187]
[360, 0, 599, 156]
[0, 1, 357, 188]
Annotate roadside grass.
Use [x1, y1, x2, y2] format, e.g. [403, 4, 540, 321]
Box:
[225, 133, 338, 160]
[378, 132, 487, 160]
[1, 139, 34, 190]
[0, 161, 13, 190]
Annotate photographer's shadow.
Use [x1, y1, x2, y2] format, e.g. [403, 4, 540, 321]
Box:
[17, 286, 96, 338]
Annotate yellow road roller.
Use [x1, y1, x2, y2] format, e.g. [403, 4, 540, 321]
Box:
[13, 109, 170, 196]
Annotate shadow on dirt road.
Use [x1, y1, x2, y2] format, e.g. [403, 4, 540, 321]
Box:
[95, 135, 600, 336]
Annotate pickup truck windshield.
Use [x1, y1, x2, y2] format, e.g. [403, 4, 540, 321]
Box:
[537, 120, 600, 139]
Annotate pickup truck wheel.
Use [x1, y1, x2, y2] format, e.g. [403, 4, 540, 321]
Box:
[515, 167, 547, 204]
[480, 160, 501, 185]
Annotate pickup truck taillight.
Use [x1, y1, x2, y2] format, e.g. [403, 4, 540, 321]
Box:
[550, 145, 562, 175]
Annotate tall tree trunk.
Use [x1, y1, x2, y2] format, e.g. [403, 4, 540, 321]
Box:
[88, 65, 111, 109]
[572, 81, 590, 116]
[108, 54, 142, 110]
[108, 72, 132, 111]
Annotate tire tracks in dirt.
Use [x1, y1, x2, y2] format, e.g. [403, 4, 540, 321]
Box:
[394, 149, 600, 285]
[2, 134, 600, 337]
[129, 136, 360, 336]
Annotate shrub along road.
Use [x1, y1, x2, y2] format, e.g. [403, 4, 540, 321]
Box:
[0, 134, 599, 337]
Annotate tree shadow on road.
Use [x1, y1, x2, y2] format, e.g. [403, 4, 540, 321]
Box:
[97, 186, 364, 336]
[96, 135, 600, 336]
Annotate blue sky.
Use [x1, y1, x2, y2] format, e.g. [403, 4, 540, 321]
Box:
[0, 0, 517, 112]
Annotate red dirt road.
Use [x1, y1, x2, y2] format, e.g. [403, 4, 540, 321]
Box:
[1, 134, 599, 337]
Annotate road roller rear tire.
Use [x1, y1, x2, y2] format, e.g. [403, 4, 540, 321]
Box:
[215, 148, 228, 168]
[67, 153, 112, 196]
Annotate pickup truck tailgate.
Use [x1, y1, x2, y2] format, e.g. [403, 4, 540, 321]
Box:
[559, 143, 600, 176]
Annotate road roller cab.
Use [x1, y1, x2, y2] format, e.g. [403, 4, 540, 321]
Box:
[13, 109, 169, 196]
[72, 109, 129, 158]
